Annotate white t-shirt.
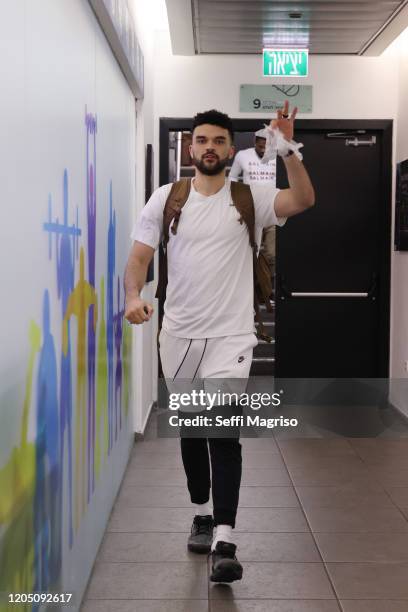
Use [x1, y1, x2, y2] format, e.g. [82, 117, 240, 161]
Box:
[229, 148, 276, 185]
[131, 178, 285, 339]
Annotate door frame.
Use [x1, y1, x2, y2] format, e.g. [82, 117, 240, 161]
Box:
[159, 117, 393, 377]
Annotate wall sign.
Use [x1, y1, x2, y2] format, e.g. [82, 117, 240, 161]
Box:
[89, 0, 144, 98]
[240, 84, 312, 113]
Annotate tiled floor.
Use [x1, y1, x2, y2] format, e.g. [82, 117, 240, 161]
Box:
[81, 406, 408, 612]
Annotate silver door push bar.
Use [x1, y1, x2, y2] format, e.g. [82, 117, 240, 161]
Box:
[290, 292, 368, 297]
[277, 274, 378, 300]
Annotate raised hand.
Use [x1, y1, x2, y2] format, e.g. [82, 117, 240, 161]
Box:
[269, 100, 298, 142]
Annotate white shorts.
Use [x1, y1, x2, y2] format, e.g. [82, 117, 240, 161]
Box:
[159, 329, 258, 412]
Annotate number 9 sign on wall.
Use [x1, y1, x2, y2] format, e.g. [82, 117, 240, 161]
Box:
[240, 84, 313, 113]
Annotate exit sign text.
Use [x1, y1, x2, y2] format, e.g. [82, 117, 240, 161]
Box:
[263, 49, 308, 77]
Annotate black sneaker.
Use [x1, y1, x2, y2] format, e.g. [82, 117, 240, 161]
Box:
[187, 515, 214, 554]
[210, 541, 243, 583]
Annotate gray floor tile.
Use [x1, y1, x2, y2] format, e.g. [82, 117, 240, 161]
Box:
[129, 451, 184, 469]
[288, 465, 382, 488]
[131, 448, 285, 469]
[235, 507, 309, 532]
[315, 532, 408, 562]
[278, 438, 356, 457]
[209, 562, 335, 599]
[115, 484, 300, 510]
[340, 601, 408, 612]
[115, 485, 191, 508]
[304, 504, 408, 533]
[360, 455, 408, 470]
[273, 427, 334, 441]
[141, 428, 162, 441]
[240, 437, 280, 452]
[283, 456, 367, 471]
[295, 486, 394, 509]
[86, 562, 208, 599]
[97, 532, 207, 563]
[241, 451, 286, 469]
[232, 532, 321, 562]
[107, 507, 195, 532]
[121, 468, 187, 487]
[238, 486, 299, 508]
[348, 438, 408, 456]
[273, 419, 349, 439]
[365, 467, 408, 487]
[241, 468, 291, 486]
[211, 602, 341, 612]
[385, 487, 408, 508]
[326, 562, 408, 599]
[87, 436, 408, 608]
[399, 507, 408, 521]
[132, 438, 181, 453]
[81, 600, 208, 612]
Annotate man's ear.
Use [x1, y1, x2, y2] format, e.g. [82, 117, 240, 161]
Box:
[229, 145, 235, 160]
[189, 144, 193, 158]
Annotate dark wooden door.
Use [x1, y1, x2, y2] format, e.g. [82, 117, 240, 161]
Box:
[275, 123, 392, 378]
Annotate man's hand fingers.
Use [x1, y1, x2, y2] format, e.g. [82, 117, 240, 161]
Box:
[290, 106, 298, 121]
[143, 305, 153, 321]
[125, 302, 153, 324]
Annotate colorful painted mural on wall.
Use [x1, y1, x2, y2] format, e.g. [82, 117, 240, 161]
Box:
[0, 106, 132, 610]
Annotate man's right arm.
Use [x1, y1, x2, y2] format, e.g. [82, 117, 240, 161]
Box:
[124, 241, 155, 324]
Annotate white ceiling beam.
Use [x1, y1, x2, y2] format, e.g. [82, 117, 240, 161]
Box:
[165, 0, 195, 55]
[360, 0, 408, 55]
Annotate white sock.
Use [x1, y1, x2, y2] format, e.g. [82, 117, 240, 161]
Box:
[194, 501, 212, 517]
[211, 524, 233, 551]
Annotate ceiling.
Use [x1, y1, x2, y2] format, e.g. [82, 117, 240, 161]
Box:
[166, 0, 408, 55]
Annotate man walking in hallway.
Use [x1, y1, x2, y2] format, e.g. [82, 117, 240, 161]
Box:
[124, 102, 315, 582]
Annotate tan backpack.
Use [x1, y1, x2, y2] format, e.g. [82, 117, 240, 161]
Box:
[155, 178, 273, 342]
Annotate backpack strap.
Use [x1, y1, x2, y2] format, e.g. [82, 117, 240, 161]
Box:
[230, 181, 273, 343]
[163, 179, 192, 246]
[230, 181, 257, 249]
[155, 179, 192, 304]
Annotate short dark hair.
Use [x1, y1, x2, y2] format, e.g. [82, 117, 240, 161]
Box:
[192, 109, 234, 142]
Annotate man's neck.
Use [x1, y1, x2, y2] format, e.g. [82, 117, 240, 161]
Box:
[193, 171, 226, 196]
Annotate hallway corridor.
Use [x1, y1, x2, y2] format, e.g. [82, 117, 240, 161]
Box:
[81, 405, 408, 611]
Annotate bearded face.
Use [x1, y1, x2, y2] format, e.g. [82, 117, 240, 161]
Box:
[190, 124, 234, 176]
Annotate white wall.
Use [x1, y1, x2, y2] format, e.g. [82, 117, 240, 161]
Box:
[153, 31, 399, 120]
[129, 0, 169, 433]
[0, 0, 135, 607]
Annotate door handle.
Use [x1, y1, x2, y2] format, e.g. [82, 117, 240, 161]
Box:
[277, 274, 377, 300]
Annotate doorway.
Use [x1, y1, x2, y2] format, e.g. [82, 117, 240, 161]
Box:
[159, 118, 392, 379]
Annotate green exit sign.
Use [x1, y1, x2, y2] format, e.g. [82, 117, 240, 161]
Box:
[263, 49, 308, 77]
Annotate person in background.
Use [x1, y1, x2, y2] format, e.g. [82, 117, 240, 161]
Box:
[229, 128, 277, 278]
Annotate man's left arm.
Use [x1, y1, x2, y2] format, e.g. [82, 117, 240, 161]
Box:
[270, 100, 315, 219]
[274, 153, 315, 219]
